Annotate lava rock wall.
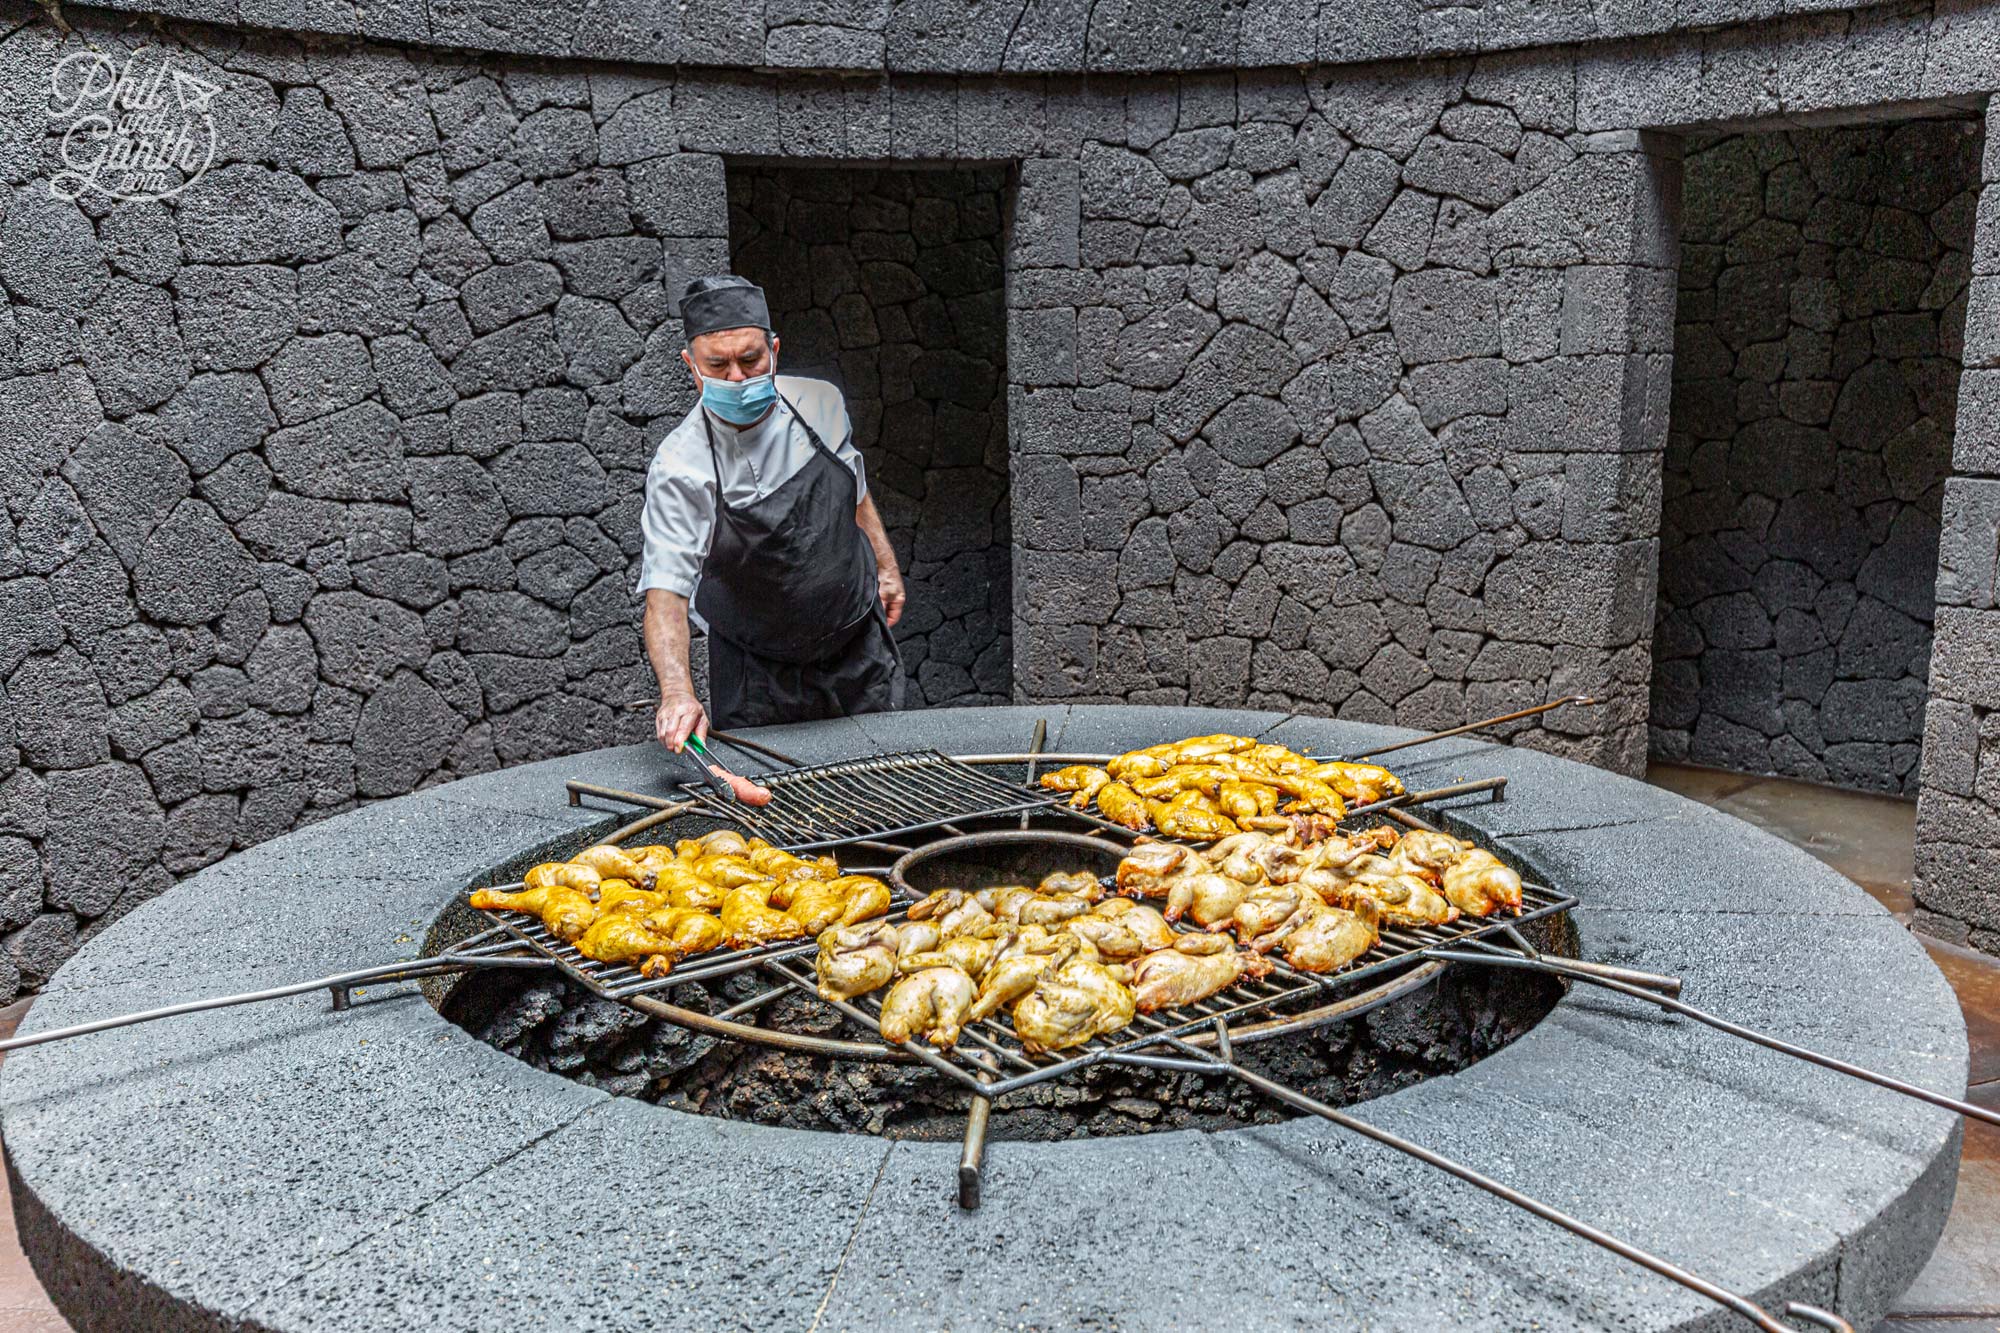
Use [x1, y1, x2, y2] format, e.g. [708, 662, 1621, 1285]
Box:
[726, 164, 1013, 707]
[1653, 121, 1981, 796]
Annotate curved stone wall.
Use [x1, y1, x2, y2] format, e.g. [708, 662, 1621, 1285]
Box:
[1, 0, 1999, 999]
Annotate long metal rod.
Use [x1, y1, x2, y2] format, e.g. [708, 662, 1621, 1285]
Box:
[604, 802, 695, 847]
[1337, 696, 1603, 762]
[1020, 718, 1047, 831]
[707, 729, 803, 770]
[0, 950, 555, 1053]
[1160, 1025, 1851, 1333]
[566, 779, 683, 811]
[959, 1074, 995, 1211]
[1427, 948, 2000, 1130]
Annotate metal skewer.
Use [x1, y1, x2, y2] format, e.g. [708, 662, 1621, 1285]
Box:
[1157, 1020, 1853, 1333]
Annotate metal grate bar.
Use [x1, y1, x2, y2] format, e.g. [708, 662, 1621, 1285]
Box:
[676, 750, 1057, 851]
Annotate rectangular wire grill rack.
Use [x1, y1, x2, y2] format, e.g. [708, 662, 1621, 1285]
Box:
[672, 750, 1059, 850]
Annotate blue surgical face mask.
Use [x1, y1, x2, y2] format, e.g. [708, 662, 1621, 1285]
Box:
[700, 371, 778, 426]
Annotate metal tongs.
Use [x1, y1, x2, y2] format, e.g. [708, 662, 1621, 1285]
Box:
[675, 733, 739, 804]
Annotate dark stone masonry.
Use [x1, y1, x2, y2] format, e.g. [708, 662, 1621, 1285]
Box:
[0, 0, 1998, 986]
[1653, 120, 1981, 797]
[727, 164, 1013, 707]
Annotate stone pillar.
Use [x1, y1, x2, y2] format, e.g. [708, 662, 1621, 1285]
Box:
[1915, 105, 2000, 951]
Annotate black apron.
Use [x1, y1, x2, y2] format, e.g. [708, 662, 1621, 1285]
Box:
[694, 394, 904, 730]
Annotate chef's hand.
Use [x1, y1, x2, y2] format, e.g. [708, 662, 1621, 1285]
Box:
[878, 565, 906, 627]
[657, 691, 708, 753]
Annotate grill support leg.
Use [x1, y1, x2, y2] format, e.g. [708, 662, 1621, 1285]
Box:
[958, 1078, 994, 1211]
[1166, 1022, 1851, 1333]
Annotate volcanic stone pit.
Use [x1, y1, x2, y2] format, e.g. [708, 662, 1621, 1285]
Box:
[441, 819, 1569, 1140]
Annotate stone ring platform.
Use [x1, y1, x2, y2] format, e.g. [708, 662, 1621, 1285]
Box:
[0, 706, 1966, 1331]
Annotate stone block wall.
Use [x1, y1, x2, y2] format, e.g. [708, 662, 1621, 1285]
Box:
[1916, 97, 2000, 951]
[1653, 120, 1982, 796]
[726, 164, 1012, 707]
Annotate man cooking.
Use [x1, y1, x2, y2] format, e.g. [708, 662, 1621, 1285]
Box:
[638, 275, 907, 794]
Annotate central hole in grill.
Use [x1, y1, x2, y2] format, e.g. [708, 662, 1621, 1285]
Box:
[437, 799, 1573, 1141]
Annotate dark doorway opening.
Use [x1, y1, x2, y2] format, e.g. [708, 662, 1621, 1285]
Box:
[1651, 117, 1985, 795]
[725, 162, 1013, 707]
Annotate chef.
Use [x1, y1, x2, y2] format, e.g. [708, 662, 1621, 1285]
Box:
[639, 275, 908, 772]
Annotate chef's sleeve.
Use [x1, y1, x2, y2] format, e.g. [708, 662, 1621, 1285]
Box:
[825, 388, 869, 502]
[636, 453, 714, 598]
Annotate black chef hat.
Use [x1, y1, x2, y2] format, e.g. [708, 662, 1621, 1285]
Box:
[680, 275, 772, 340]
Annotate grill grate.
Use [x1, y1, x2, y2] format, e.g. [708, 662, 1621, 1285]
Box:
[675, 750, 1058, 851]
[767, 880, 1574, 1096]
[483, 910, 832, 999]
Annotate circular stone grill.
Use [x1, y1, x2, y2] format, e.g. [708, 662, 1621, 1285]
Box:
[0, 707, 1972, 1333]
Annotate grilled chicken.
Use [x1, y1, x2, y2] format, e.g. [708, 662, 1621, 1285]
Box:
[468, 883, 597, 941]
[654, 866, 729, 913]
[643, 905, 725, 958]
[1130, 765, 1234, 801]
[574, 905, 679, 970]
[815, 921, 901, 1001]
[1105, 750, 1172, 782]
[1012, 958, 1137, 1055]
[524, 862, 602, 895]
[1230, 884, 1314, 947]
[900, 933, 1001, 980]
[1116, 841, 1196, 896]
[679, 830, 750, 860]
[749, 846, 838, 882]
[879, 963, 978, 1048]
[594, 879, 661, 912]
[1277, 902, 1379, 973]
[965, 931, 1077, 1022]
[1440, 849, 1523, 917]
[1391, 829, 1468, 873]
[1038, 871, 1104, 900]
[1130, 937, 1271, 1013]
[1321, 869, 1457, 927]
[719, 882, 806, 948]
[570, 844, 649, 885]
[894, 921, 941, 958]
[1096, 781, 1150, 830]
[1306, 760, 1404, 804]
[1184, 872, 1253, 930]
[1062, 899, 1177, 960]
[1149, 793, 1239, 840]
[1217, 779, 1280, 823]
[691, 853, 770, 888]
[1040, 765, 1113, 808]
[784, 875, 893, 934]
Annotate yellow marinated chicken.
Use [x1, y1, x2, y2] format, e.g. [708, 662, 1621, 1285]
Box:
[1130, 935, 1271, 1013]
[468, 882, 598, 941]
[639, 904, 725, 958]
[1012, 957, 1137, 1055]
[718, 882, 807, 948]
[654, 865, 729, 913]
[1039, 765, 1113, 809]
[1104, 750, 1172, 782]
[1096, 781, 1151, 830]
[1440, 848, 1523, 917]
[1129, 765, 1234, 800]
[781, 875, 893, 934]
[569, 844, 648, 884]
[1306, 760, 1404, 804]
[595, 879, 666, 912]
[692, 853, 771, 888]
[879, 962, 978, 1048]
[573, 904, 681, 970]
[749, 846, 838, 881]
[815, 921, 902, 1001]
[1148, 792, 1239, 840]
[1277, 901, 1380, 973]
[1241, 743, 1312, 774]
[523, 861, 603, 895]
[678, 830, 750, 860]
[1216, 779, 1280, 823]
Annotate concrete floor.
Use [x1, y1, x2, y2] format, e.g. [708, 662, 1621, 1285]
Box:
[1648, 763, 2000, 1333]
[0, 766, 1989, 1332]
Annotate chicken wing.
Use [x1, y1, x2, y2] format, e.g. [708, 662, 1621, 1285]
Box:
[1011, 958, 1137, 1054]
[879, 963, 978, 1048]
[815, 921, 901, 1001]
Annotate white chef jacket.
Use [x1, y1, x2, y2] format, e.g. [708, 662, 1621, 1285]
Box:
[637, 375, 868, 603]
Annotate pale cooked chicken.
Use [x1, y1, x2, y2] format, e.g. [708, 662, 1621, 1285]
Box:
[967, 932, 1081, 1021]
[1130, 936, 1272, 1013]
[1440, 848, 1523, 917]
[1062, 899, 1177, 960]
[816, 921, 901, 1001]
[1276, 901, 1380, 973]
[1230, 883, 1316, 948]
[1322, 869, 1457, 927]
[894, 921, 941, 958]
[879, 963, 978, 1048]
[1183, 871, 1253, 930]
[910, 888, 1000, 937]
[900, 933, 1001, 980]
[1011, 957, 1137, 1055]
[1038, 871, 1104, 901]
[1115, 841, 1196, 896]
